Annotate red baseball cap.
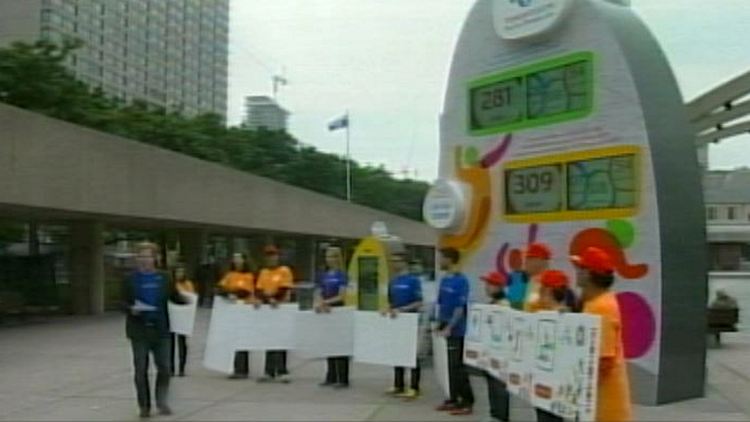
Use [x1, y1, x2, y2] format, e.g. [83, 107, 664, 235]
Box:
[525, 243, 552, 260]
[539, 270, 569, 289]
[571, 247, 614, 275]
[481, 271, 507, 287]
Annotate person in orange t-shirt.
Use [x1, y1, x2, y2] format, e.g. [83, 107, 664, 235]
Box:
[255, 245, 294, 383]
[572, 247, 632, 422]
[217, 252, 256, 380]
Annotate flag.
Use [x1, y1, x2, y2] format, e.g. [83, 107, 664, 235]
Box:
[328, 114, 349, 131]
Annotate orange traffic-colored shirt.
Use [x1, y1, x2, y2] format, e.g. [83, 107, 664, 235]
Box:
[218, 271, 255, 303]
[256, 266, 293, 298]
[583, 292, 632, 422]
[524, 274, 543, 312]
[175, 279, 196, 294]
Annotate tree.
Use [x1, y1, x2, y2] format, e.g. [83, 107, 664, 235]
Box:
[0, 40, 429, 221]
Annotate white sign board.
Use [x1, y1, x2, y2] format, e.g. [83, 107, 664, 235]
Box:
[295, 307, 355, 358]
[432, 334, 451, 398]
[203, 298, 297, 373]
[353, 311, 419, 368]
[464, 304, 494, 369]
[486, 306, 513, 380]
[532, 312, 601, 421]
[168, 292, 198, 336]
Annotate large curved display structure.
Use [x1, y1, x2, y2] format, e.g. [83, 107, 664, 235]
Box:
[423, 0, 707, 404]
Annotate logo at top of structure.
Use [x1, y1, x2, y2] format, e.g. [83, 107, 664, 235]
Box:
[493, 0, 575, 40]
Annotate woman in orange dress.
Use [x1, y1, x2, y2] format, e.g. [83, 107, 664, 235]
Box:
[572, 247, 632, 422]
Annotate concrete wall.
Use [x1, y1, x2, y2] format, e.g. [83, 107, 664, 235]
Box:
[0, 0, 42, 46]
[0, 104, 435, 245]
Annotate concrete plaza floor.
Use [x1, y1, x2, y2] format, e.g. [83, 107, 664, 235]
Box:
[1, 310, 749, 421]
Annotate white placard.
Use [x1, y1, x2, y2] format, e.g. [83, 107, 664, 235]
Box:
[353, 311, 419, 368]
[464, 304, 493, 369]
[295, 307, 355, 358]
[432, 334, 451, 398]
[532, 313, 602, 421]
[168, 292, 198, 336]
[203, 298, 297, 373]
[235, 303, 298, 350]
[506, 309, 536, 402]
[486, 306, 513, 381]
[203, 297, 239, 373]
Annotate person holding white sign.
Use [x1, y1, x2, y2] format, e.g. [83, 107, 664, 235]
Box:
[572, 247, 632, 422]
[383, 252, 423, 400]
[434, 247, 475, 416]
[480, 271, 510, 422]
[217, 252, 256, 380]
[316, 246, 351, 389]
[256, 245, 295, 383]
[170, 265, 195, 377]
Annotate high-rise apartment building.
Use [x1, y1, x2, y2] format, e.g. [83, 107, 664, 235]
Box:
[244, 96, 289, 131]
[0, 0, 229, 117]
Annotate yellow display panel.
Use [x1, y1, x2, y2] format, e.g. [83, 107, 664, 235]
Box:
[502, 146, 641, 223]
[346, 237, 391, 311]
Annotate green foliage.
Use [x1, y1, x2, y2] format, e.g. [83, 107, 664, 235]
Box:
[0, 40, 428, 220]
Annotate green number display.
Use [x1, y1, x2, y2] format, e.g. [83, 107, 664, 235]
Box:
[505, 165, 563, 215]
[468, 52, 594, 136]
[567, 155, 636, 211]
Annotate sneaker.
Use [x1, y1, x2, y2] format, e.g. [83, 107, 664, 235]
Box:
[277, 374, 292, 384]
[386, 387, 405, 396]
[396, 388, 419, 400]
[157, 405, 173, 416]
[449, 407, 473, 416]
[138, 408, 151, 419]
[435, 401, 458, 412]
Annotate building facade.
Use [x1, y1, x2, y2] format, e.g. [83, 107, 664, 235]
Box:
[0, 0, 228, 117]
[243, 96, 289, 131]
[705, 168, 750, 271]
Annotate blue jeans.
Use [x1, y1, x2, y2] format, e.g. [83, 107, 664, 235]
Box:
[130, 337, 171, 410]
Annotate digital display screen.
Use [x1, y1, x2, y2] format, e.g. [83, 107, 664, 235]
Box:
[469, 78, 525, 131]
[468, 52, 593, 135]
[527, 60, 590, 120]
[567, 155, 636, 211]
[505, 164, 563, 215]
[357, 257, 380, 311]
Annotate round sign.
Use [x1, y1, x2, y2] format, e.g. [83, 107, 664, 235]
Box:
[422, 179, 467, 231]
[492, 0, 575, 41]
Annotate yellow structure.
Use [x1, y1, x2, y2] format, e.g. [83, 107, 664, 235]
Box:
[346, 236, 405, 311]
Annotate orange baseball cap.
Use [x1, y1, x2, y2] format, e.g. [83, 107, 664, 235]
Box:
[539, 270, 569, 289]
[571, 247, 614, 275]
[481, 271, 507, 287]
[525, 243, 552, 260]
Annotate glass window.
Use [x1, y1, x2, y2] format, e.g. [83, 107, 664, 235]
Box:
[707, 207, 718, 220]
[728, 207, 737, 220]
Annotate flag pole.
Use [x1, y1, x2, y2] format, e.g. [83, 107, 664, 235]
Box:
[345, 110, 352, 202]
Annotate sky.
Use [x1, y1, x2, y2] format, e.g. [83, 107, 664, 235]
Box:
[227, 0, 750, 182]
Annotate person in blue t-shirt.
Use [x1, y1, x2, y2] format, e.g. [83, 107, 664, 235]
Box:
[383, 252, 423, 400]
[121, 242, 188, 419]
[315, 246, 351, 388]
[434, 247, 475, 416]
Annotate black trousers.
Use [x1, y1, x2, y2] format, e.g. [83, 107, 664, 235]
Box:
[485, 372, 510, 421]
[130, 337, 171, 410]
[394, 359, 421, 392]
[447, 336, 474, 408]
[170, 334, 188, 375]
[536, 409, 563, 422]
[325, 356, 350, 385]
[233, 351, 249, 376]
[265, 350, 287, 377]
